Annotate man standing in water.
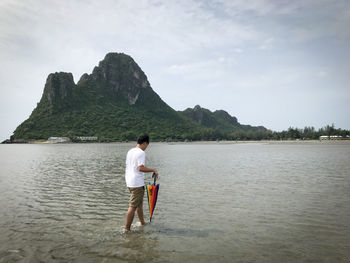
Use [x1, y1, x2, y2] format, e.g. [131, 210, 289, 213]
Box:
[125, 134, 158, 231]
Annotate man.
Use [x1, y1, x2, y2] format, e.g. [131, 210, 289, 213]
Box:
[125, 134, 158, 231]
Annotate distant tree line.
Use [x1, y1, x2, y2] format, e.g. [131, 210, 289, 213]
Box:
[171, 124, 350, 141]
[268, 124, 350, 141]
[224, 124, 350, 141]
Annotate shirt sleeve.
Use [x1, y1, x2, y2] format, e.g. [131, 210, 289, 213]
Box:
[137, 151, 146, 167]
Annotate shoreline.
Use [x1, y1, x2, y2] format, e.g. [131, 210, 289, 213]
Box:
[2, 139, 350, 145]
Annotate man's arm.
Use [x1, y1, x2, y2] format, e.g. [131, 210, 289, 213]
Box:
[138, 165, 158, 177]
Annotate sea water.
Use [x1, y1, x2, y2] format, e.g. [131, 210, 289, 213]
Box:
[0, 142, 349, 262]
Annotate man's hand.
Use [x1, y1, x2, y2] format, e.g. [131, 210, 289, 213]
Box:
[153, 170, 158, 178]
[138, 165, 158, 178]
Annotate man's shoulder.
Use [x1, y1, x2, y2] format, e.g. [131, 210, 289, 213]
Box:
[127, 147, 145, 156]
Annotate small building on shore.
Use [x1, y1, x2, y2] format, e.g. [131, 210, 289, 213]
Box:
[320, 135, 346, 140]
[48, 137, 71, 143]
[76, 136, 98, 141]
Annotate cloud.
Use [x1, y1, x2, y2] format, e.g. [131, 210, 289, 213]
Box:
[317, 70, 329, 78]
[258, 37, 275, 50]
[167, 56, 235, 76]
[0, 0, 261, 71]
[212, 0, 302, 16]
[213, 0, 350, 45]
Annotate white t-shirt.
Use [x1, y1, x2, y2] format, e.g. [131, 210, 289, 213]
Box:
[125, 147, 146, 187]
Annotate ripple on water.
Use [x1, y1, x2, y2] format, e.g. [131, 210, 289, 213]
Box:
[1, 142, 350, 262]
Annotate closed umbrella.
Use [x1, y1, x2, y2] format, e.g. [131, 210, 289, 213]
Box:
[146, 173, 159, 222]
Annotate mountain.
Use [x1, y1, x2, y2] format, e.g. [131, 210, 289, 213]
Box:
[12, 52, 267, 142]
[179, 105, 267, 140]
[180, 105, 240, 131]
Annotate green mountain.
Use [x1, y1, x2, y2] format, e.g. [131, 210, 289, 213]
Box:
[180, 105, 241, 131]
[179, 105, 267, 140]
[12, 52, 267, 142]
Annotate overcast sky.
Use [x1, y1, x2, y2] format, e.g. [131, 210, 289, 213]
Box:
[1, 0, 349, 141]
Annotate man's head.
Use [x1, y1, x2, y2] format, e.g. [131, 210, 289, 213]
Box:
[137, 134, 149, 150]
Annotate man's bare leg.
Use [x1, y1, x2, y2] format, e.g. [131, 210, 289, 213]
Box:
[136, 205, 145, 225]
[125, 206, 136, 231]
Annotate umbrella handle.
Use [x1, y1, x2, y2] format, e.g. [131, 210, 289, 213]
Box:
[152, 172, 157, 185]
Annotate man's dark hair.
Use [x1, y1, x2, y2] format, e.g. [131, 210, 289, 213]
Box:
[137, 134, 149, 145]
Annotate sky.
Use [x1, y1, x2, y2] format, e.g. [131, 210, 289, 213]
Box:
[1, 0, 349, 141]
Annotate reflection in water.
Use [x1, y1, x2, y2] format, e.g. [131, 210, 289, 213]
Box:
[0, 142, 350, 262]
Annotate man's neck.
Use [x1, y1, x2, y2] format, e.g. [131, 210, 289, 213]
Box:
[136, 144, 145, 151]
[137, 142, 148, 151]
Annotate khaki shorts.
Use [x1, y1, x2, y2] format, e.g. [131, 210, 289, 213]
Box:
[128, 186, 144, 208]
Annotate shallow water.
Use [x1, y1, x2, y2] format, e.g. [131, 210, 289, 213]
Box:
[0, 142, 349, 262]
